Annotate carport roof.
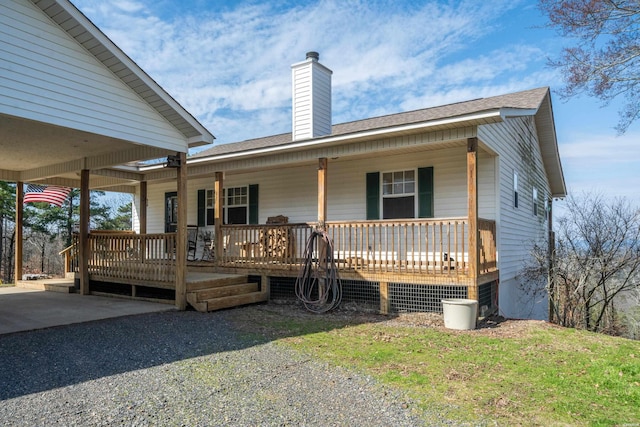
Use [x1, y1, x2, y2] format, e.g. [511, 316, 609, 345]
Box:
[0, 0, 214, 191]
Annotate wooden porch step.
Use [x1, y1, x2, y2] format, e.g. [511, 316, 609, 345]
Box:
[191, 282, 259, 300]
[186, 272, 249, 291]
[16, 278, 76, 293]
[186, 279, 267, 313]
[203, 290, 268, 312]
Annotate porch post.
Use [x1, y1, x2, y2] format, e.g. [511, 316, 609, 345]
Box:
[14, 182, 23, 284]
[139, 181, 147, 234]
[317, 158, 328, 298]
[214, 172, 223, 262]
[79, 169, 90, 295]
[467, 137, 479, 301]
[318, 158, 327, 228]
[175, 152, 187, 310]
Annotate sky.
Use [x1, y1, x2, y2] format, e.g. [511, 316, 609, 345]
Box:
[72, 0, 640, 208]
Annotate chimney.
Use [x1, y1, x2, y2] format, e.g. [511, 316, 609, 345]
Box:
[291, 51, 333, 141]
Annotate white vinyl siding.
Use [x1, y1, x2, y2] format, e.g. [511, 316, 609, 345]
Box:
[141, 146, 497, 233]
[479, 116, 551, 319]
[0, 0, 188, 152]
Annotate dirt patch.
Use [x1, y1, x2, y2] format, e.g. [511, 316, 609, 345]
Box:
[226, 301, 552, 339]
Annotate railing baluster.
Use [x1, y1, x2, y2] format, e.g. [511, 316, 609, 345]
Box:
[69, 218, 496, 290]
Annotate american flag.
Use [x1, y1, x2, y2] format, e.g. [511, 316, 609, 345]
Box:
[24, 184, 71, 207]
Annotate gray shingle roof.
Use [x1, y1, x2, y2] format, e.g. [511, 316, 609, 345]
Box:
[193, 87, 549, 159]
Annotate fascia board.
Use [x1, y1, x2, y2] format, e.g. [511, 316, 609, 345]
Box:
[185, 110, 503, 167]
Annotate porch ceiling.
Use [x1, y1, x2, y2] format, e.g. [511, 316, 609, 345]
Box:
[0, 114, 173, 187]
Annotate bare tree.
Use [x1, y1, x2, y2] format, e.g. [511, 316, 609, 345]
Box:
[539, 0, 640, 133]
[621, 287, 640, 339]
[520, 193, 640, 335]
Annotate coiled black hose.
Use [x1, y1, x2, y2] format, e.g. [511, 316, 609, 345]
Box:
[295, 229, 342, 313]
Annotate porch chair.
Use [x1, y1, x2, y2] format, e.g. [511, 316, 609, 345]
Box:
[187, 225, 198, 261]
[200, 231, 230, 261]
[201, 231, 214, 261]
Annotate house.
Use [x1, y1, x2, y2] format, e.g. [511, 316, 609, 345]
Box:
[131, 52, 566, 320]
[2, 0, 566, 320]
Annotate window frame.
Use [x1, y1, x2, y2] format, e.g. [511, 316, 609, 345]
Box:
[225, 186, 249, 224]
[201, 185, 250, 225]
[513, 170, 519, 208]
[204, 189, 215, 226]
[380, 168, 417, 219]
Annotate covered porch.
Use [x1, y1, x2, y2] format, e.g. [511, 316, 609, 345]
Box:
[59, 136, 498, 314]
[59, 217, 497, 314]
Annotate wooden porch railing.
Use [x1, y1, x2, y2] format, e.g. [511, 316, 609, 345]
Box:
[60, 232, 177, 287]
[59, 235, 79, 274]
[219, 218, 497, 278]
[325, 218, 469, 275]
[87, 233, 176, 285]
[60, 218, 496, 285]
[478, 218, 497, 274]
[219, 223, 314, 269]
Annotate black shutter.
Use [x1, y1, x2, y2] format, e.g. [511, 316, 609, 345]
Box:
[197, 189, 205, 227]
[418, 167, 434, 218]
[249, 184, 259, 224]
[366, 172, 380, 220]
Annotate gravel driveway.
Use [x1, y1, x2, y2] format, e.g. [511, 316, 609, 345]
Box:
[0, 309, 433, 426]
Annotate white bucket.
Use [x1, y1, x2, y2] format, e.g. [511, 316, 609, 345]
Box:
[441, 298, 478, 330]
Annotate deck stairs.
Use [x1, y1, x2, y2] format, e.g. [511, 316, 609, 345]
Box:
[186, 272, 267, 312]
[16, 273, 76, 293]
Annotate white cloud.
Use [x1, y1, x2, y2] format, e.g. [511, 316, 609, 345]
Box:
[73, 0, 550, 144]
[71, 0, 640, 207]
[560, 132, 640, 165]
[559, 131, 640, 203]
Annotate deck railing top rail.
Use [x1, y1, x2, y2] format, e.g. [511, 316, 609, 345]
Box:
[61, 218, 497, 285]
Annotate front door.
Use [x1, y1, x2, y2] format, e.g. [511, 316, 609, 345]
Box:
[165, 192, 178, 232]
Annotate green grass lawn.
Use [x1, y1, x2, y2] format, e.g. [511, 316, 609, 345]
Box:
[227, 306, 640, 426]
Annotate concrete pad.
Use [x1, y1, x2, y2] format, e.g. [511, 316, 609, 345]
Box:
[0, 287, 176, 335]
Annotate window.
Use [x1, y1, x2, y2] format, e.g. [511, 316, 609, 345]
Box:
[164, 192, 178, 232]
[198, 185, 259, 226]
[226, 186, 248, 224]
[382, 170, 415, 219]
[205, 189, 215, 225]
[544, 198, 549, 221]
[513, 171, 519, 208]
[366, 167, 433, 220]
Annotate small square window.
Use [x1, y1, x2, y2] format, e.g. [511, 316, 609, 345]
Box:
[513, 171, 519, 208]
